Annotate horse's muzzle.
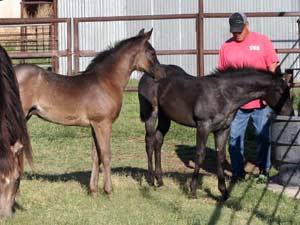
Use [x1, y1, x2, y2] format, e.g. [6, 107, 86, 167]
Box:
[151, 64, 166, 81]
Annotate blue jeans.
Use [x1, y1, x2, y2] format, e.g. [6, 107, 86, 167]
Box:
[229, 106, 273, 178]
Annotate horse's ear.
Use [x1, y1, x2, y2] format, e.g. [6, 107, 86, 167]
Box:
[137, 29, 145, 36]
[143, 28, 153, 41]
[283, 68, 293, 85]
[274, 65, 282, 77]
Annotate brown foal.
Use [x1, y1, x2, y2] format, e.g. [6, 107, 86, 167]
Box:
[15, 29, 164, 198]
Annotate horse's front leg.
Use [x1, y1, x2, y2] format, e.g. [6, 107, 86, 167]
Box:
[190, 123, 209, 198]
[89, 128, 101, 198]
[144, 110, 158, 186]
[154, 112, 171, 186]
[91, 121, 112, 198]
[214, 128, 230, 201]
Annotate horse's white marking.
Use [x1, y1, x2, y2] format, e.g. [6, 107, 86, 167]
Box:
[5, 177, 10, 184]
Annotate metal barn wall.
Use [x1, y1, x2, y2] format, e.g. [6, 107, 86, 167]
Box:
[57, 0, 198, 76]
[58, 0, 300, 79]
[125, 0, 198, 77]
[57, 0, 127, 75]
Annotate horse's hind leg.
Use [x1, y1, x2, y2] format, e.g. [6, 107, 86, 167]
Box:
[154, 112, 171, 186]
[90, 121, 112, 198]
[214, 129, 230, 201]
[90, 128, 101, 198]
[144, 110, 158, 185]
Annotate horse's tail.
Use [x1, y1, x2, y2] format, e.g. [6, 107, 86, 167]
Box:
[138, 73, 157, 122]
[138, 92, 151, 122]
[0, 45, 33, 170]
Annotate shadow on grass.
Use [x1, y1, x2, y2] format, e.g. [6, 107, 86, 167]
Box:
[203, 174, 293, 225]
[175, 145, 231, 175]
[174, 144, 297, 224]
[24, 167, 193, 197]
[12, 201, 26, 214]
[24, 170, 91, 192]
[205, 168, 300, 225]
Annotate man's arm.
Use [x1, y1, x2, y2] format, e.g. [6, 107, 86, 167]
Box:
[268, 62, 278, 73]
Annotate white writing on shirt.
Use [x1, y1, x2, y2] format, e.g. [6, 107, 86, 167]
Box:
[249, 45, 260, 51]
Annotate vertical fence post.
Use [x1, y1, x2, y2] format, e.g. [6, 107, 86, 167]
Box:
[73, 18, 79, 74]
[297, 18, 300, 69]
[67, 18, 72, 75]
[197, 0, 204, 76]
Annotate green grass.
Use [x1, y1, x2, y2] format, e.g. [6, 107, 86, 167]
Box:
[3, 92, 300, 225]
[291, 88, 300, 110]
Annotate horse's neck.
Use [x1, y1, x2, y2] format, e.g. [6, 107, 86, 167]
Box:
[227, 75, 270, 107]
[101, 51, 136, 90]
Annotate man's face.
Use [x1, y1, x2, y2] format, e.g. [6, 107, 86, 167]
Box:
[231, 22, 249, 42]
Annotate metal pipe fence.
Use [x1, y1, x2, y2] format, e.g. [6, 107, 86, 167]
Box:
[0, 17, 72, 75]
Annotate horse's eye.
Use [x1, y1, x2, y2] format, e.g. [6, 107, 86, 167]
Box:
[148, 50, 154, 56]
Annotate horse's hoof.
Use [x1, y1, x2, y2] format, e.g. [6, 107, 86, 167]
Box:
[217, 191, 229, 202]
[190, 192, 198, 199]
[90, 190, 98, 199]
[146, 176, 155, 186]
[220, 191, 229, 202]
[89, 186, 100, 198]
[156, 180, 164, 187]
[104, 188, 113, 200]
[106, 192, 113, 200]
[104, 190, 112, 200]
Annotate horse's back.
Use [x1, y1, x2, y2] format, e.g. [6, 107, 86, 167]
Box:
[15, 64, 42, 82]
[14, 64, 43, 115]
[138, 64, 191, 98]
[138, 64, 192, 122]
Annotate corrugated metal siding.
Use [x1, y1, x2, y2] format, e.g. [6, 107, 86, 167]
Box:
[58, 0, 300, 80]
[58, 0, 127, 74]
[124, 0, 198, 77]
[57, 0, 198, 76]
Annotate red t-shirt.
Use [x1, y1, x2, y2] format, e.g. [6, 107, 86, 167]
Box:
[218, 32, 279, 109]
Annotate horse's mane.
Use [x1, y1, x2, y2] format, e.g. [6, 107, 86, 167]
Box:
[211, 67, 274, 76]
[0, 45, 32, 175]
[83, 34, 144, 75]
[211, 67, 275, 78]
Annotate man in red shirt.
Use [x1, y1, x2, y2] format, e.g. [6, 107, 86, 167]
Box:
[218, 12, 279, 182]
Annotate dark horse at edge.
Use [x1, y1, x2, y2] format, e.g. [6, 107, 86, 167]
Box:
[14, 29, 164, 198]
[138, 64, 293, 200]
[0, 45, 32, 219]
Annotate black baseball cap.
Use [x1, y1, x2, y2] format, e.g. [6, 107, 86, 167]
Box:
[229, 12, 247, 33]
